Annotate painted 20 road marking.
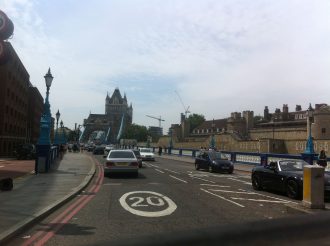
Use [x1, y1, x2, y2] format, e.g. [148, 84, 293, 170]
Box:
[119, 191, 177, 217]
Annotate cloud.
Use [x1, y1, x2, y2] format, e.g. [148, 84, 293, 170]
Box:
[1, 0, 330, 132]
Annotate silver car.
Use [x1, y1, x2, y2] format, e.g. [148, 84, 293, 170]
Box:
[104, 149, 139, 176]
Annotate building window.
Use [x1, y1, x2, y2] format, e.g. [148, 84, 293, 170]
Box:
[322, 128, 326, 134]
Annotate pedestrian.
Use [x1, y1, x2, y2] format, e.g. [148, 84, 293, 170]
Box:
[318, 149, 327, 168]
[158, 146, 163, 156]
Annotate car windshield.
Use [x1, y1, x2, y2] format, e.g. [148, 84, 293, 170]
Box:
[208, 152, 226, 160]
[140, 149, 151, 153]
[109, 151, 135, 159]
[279, 160, 307, 171]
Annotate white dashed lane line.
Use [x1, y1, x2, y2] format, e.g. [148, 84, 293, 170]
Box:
[230, 197, 291, 203]
[189, 176, 216, 184]
[155, 169, 165, 174]
[200, 188, 245, 208]
[169, 175, 188, 183]
[227, 177, 251, 185]
[208, 189, 256, 195]
[200, 184, 231, 188]
[164, 168, 180, 174]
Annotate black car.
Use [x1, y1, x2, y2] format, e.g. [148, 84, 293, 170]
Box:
[14, 144, 36, 160]
[93, 146, 105, 155]
[195, 151, 234, 173]
[251, 160, 330, 199]
[133, 150, 143, 168]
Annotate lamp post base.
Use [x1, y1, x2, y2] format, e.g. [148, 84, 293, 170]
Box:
[35, 144, 51, 173]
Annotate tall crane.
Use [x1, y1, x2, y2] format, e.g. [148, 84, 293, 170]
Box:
[175, 90, 190, 118]
[146, 115, 165, 128]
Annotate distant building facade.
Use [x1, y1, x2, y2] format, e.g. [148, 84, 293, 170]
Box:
[0, 42, 44, 157]
[158, 103, 330, 154]
[82, 88, 133, 143]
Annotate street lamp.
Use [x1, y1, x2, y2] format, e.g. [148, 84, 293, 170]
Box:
[305, 103, 314, 154]
[168, 128, 173, 154]
[35, 68, 54, 173]
[54, 110, 60, 144]
[210, 119, 216, 149]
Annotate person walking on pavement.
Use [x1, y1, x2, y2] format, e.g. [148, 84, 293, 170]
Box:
[59, 144, 65, 160]
[318, 149, 327, 168]
[158, 146, 163, 156]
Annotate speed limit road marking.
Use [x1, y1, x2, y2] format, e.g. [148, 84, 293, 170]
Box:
[119, 191, 177, 217]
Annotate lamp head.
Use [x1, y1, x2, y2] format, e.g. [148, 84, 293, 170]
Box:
[44, 68, 54, 88]
[56, 110, 60, 121]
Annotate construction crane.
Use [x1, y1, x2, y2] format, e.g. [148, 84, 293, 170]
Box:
[146, 115, 165, 128]
[175, 90, 190, 118]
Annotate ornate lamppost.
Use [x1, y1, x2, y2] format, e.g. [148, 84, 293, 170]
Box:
[168, 128, 173, 155]
[302, 103, 315, 164]
[35, 68, 54, 173]
[54, 110, 60, 145]
[210, 119, 216, 150]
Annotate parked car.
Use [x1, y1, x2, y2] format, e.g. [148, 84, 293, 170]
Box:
[105, 144, 115, 153]
[139, 148, 155, 161]
[133, 149, 143, 168]
[14, 143, 36, 160]
[195, 151, 234, 174]
[104, 149, 139, 176]
[93, 146, 105, 155]
[251, 159, 330, 199]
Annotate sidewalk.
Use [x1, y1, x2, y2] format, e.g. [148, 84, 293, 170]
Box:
[0, 152, 96, 244]
[157, 154, 254, 173]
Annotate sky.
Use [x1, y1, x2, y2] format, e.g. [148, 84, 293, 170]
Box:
[1, 0, 330, 133]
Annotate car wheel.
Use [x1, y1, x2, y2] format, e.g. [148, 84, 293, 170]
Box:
[195, 163, 200, 170]
[208, 165, 213, 173]
[287, 179, 299, 199]
[252, 175, 262, 190]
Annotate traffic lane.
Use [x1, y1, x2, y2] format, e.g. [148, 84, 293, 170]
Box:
[145, 158, 305, 216]
[15, 157, 305, 246]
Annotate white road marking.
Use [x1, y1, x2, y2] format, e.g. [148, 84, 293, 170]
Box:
[164, 168, 180, 174]
[227, 177, 251, 185]
[119, 191, 177, 217]
[155, 169, 165, 174]
[209, 189, 256, 195]
[147, 163, 160, 168]
[237, 189, 298, 204]
[200, 184, 231, 187]
[190, 176, 215, 184]
[231, 197, 291, 203]
[169, 175, 188, 183]
[144, 163, 151, 167]
[200, 188, 245, 208]
[148, 182, 161, 185]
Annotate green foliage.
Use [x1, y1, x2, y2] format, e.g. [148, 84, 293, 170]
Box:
[122, 123, 149, 142]
[188, 113, 205, 132]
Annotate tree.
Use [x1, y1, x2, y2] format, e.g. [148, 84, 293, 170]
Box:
[122, 124, 149, 142]
[187, 113, 205, 132]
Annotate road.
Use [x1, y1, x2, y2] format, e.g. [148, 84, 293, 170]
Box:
[8, 155, 306, 246]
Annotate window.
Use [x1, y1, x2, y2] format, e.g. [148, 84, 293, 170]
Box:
[322, 128, 326, 134]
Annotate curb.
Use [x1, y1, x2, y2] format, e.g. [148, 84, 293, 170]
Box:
[0, 157, 97, 245]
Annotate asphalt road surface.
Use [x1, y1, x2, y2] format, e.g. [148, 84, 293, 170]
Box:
[8, 155, 306, 246]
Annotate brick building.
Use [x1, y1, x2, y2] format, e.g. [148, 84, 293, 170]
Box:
[0, 42, 44, 157]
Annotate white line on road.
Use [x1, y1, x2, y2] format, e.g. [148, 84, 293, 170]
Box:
[190, 176, 215, 184]
[227, 177, 251, 185]
[200, 184, 231, 187]
[144, 163, 151, 167]
[164, 168, 180, 174]
[200, 188, 245, 208]
[155, 169, 165, 174]
[237, 189, 298, 204]
[169, 175, 188, 183]
[209, 189, 256, 195]
[231, 197, 291, 203]
[147, 163, 160, 168]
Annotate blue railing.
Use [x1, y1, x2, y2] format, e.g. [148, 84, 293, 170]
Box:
[145, 147, 326, 166]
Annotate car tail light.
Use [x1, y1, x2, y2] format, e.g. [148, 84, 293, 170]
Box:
[130, 162, 138, 166]
[106, 162, 115, 167]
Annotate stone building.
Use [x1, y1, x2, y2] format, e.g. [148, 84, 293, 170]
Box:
[158, 103, 330, 154]
[0, 42, 44, 156]
[81, 88, 133, 143]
